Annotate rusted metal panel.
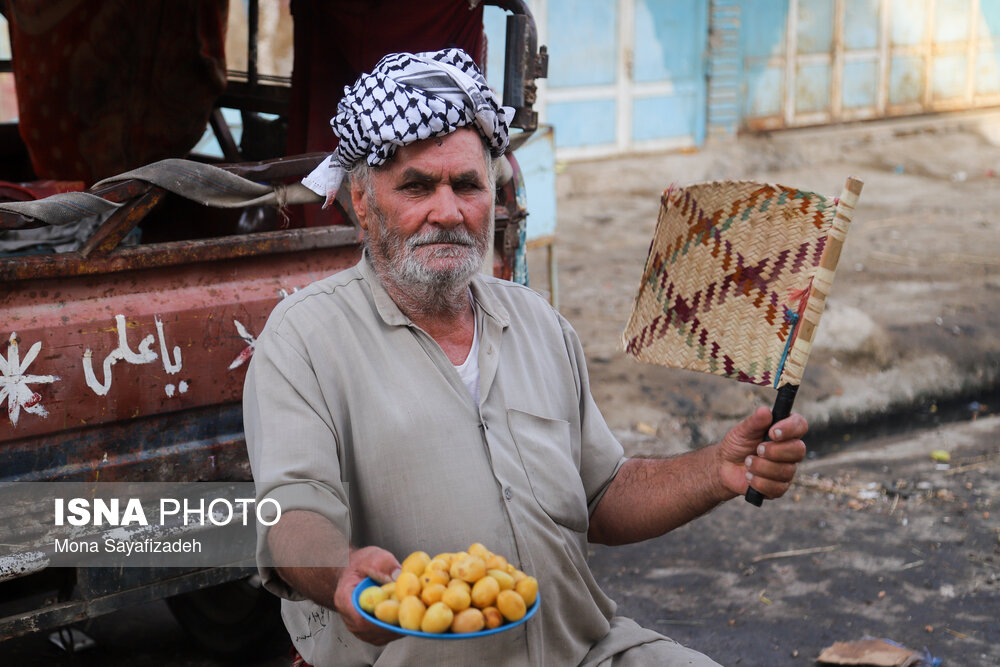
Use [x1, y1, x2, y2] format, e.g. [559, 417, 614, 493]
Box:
[1, 244, 360, 445]
[0, 225, 361, 281]
[1, 405, 249, 482]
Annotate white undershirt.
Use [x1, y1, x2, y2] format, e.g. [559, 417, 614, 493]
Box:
[453, 295, 481, 406]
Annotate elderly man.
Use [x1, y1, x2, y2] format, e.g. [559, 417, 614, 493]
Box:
[244, 49, 807, 666]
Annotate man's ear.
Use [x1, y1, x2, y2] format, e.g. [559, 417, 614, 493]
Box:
[350, 180, 369, 231]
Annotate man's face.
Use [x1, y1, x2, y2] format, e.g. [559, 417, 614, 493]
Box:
[353, 128, 494, 293]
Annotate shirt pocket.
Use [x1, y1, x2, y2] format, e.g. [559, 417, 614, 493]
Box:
[507, 408, 589, 533]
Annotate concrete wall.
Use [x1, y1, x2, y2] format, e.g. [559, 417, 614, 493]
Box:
[732, 0, 1000, 133]
[486, 0, 710, 160]
[485, 0, 1000, 158]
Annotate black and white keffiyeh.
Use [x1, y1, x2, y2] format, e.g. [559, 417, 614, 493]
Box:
[302, 48, 514, 206]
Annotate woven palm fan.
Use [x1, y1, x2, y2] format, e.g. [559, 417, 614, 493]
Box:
[622, 177, 863, 505]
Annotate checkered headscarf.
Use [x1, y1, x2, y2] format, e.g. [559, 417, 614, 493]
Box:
[302, 48, 514, 206]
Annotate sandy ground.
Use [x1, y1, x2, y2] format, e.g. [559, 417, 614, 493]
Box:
[536, 112, 1000, 456]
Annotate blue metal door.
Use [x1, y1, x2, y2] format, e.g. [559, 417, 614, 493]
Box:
[487, 0, 710, 159]
[735, 0, 1000, 130]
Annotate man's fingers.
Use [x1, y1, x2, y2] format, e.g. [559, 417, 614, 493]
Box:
[717, 409, 810, 498]
[723, 406, 773, 451]
[768, 414, 808, 442]
[747, 405, 774, 437]
[745, 456, 799, 483]
[755, 439, 807, 463]
[743, 475, 792, 500]
[353, 546, 402, 585]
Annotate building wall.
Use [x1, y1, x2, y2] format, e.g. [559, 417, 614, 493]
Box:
[485, 0, 710, 160]
[487, 0, 1000, 159]
[732, 0, 1000, 134]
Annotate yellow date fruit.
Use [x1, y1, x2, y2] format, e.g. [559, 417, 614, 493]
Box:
[420, 602, 454, 634]
[441, 585, 471, 612]
[374, 599, 400, 625]
[447, 578, 471, 592]
[395, 571, 422, 599]
[358, 585, 387, 614]
[482, 606, 503, 629]
[485, 554, 509, 572]
[420, 583, 446, 606]
[487, 568, 515, 591]
[496, 590, 526, 622]
[387, 543, 534, 633]
[515, 576, 538, 607]
[467, 542, 493, 561]
[398, 596, 426, 631]
[425, 558, 451, 574]
[401, 551, 431, 576]
[450, 555, 487, 583]
[471, 574, 500, 608]
[451, 607, 486, 634]
[421, 569, 450, 588]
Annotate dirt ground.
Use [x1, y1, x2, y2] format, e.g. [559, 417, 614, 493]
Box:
[532, 112, 1000, 665]
[587, 415, 999, 667]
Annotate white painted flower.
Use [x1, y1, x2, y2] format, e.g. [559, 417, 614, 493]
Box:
[0, 332, 60, 426]
[228, 319, 257, 370]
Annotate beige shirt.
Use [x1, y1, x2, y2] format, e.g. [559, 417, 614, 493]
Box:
[244, 258, 668, 666]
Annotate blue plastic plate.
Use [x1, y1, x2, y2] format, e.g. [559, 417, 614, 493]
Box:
[352, 577, 540, 639]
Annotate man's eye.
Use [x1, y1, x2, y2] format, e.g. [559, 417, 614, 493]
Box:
[454, 181, 483, 192]
[401, 182, 429, 193]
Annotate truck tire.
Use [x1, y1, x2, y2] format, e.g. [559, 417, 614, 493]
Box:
[165, 576, 289, 658]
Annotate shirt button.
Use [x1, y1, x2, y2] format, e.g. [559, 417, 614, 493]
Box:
[487, 344, 494, 355]
[503, 487, 513, 501]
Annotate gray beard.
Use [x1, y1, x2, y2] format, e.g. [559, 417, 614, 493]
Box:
[365, 199, 491, 318]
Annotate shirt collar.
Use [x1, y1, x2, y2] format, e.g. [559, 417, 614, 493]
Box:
[469, 272, 510, 329]
[359, 254, 410, 326]
[359, 254, 510, 329]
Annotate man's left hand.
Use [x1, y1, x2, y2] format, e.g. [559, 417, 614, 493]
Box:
[716, 406, 808, 500]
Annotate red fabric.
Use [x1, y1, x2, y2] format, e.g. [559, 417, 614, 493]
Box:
[290, 647, 312, 667]
[0, 179, 84, 203]
[286, 0, 486, 227]
[6, 0, 228, 185]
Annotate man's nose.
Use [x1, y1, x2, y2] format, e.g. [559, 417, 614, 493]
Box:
[427, 187, 464, 227]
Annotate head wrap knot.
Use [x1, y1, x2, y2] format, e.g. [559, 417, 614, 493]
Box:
[302, 48, 513, 205]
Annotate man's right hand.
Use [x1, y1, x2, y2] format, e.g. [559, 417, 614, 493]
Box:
[269, 511, 403, 646]
[334, 545, 403, 646]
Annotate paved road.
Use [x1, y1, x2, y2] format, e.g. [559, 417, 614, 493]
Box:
[2, 411, 996, 666]
[587, 411, 1000, 667]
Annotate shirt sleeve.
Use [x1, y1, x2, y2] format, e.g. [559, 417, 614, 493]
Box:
[243, 321, 351, 600]
[557, 313, 627, 515]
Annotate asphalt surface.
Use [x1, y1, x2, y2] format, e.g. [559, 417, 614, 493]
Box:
[589, 410, 1000, 667]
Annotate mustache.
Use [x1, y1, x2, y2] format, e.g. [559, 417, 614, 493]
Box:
[406, 228, 479, 249]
